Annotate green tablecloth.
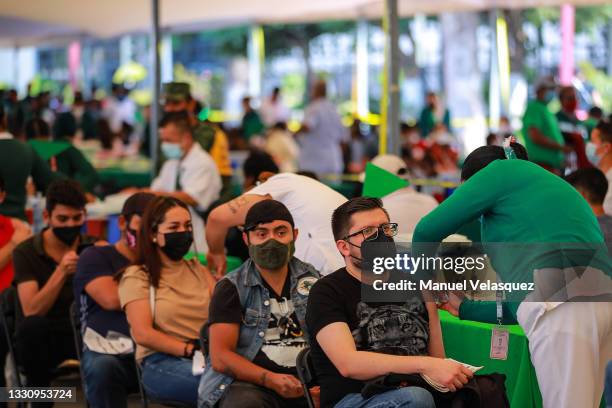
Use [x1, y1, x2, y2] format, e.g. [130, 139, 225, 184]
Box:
[98, 168, 151, 189]
[185, 252, 243, 274]
[439, 310, 543, 408]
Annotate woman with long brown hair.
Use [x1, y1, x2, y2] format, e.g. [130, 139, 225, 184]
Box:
[118, 196, 216, 405]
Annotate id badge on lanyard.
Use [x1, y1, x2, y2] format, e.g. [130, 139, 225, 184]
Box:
[490, 291, 509, 360]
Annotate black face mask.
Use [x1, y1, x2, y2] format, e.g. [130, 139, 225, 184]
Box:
[160, 231, 193, 261]
[349, 229, 396, 273]
[52, 225, 82, 246]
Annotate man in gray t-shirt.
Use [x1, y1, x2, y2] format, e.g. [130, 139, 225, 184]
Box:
[297, 80, 348, 176]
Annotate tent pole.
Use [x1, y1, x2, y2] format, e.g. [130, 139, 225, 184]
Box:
[559, 4, 575, 86]
[248, 25, 264, 102]
[13, 45, 19, 93]
[608, 18, 612, 76]
[489, 10, 500, 131]
[150, 0, 161, 176]
[161, 34, 174, 83]
[381, 0, 400, 155]
[356, 18, 369, 120]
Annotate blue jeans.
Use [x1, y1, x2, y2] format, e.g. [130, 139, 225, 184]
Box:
[334, 387, 435, 408]
[141, 352, 200, 405]
[605, 360, 612, 408]
[81, 350, 138, 408]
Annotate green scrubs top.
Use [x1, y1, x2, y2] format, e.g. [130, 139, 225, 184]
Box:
[0, 138, 60, 220]
[418, 106, 451, 138]
[412, 159, 607, 322]
[47, 139, 99, 194]
[242, 111, 265, 140]
[521, 100, 565, 169]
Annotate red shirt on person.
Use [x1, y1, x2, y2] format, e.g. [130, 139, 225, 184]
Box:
[0, 215, 15, 291]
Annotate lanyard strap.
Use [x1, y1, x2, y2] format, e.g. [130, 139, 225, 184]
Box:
[496, 290, 503, 326]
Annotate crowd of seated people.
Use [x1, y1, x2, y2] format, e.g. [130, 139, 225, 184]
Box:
[0, 82, 610, 408]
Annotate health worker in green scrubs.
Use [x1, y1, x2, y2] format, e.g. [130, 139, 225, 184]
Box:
[521, 77, 568, 174]
[412, 141, 611, 408]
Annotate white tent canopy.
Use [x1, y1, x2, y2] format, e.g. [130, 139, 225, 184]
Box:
[0, 16, 84, 46]
[1, 0, 605, 159]
[0, 0, 608, 43]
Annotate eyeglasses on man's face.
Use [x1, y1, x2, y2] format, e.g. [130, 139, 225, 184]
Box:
[343, 222, 398, 242]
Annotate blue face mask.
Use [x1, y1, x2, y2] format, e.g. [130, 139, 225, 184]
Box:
[543, 90, 556, 105]
[585, 142, 600, 165]
[161, 142, 183, 160]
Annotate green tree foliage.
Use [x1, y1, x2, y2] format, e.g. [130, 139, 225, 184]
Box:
[264, 21, 354, 103]
[524, 5, 612, 34]
[579, 61, 612, 112]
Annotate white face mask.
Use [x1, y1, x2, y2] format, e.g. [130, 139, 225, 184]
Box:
[586, 142, 605, 166]
[161, 142, 183, 160]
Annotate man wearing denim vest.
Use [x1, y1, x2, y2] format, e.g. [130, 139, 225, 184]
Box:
[198, 200, 320, 408]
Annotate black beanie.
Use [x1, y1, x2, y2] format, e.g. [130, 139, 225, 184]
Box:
[244, 200, 294, 231]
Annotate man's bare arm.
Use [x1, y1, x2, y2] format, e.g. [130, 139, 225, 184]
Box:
[85, 276, 121, 311]
[528, 127, 564, 151]
[205, 194, 269, 254]
[205, 194, 269, 276]
[209, 323, 273, 383]
[18, 273, 66, 317]
[209, 323, 303, 398]
[426, 302, 445, 358]
[316, 322, 472, 391]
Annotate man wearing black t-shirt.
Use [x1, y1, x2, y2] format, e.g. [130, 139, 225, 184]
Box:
[73, 192, 155, 408]
[198, 200, 321, 408]
[305, 197, 473, 408]
[12, 180, 98, 399]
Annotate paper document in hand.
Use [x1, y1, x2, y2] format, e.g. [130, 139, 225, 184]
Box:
[83, 328, 134, 355]
[192, 350, 206, 376]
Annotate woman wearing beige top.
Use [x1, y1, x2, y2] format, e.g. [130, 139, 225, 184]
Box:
[117, 196, 216, 406]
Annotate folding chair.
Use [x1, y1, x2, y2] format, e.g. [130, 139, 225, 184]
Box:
[134, 359, 149, 408]
[134, 356, 196, 408]
[296, 347, 317, 408]
[0, 287, 25, 408]
[198, 323, 209, 357]
[69, 302, 90, 408]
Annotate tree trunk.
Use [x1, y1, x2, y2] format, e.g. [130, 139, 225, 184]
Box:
[536, 23, 544, 72]
[440, 11, 487, 151]
[402, 25, 419, 76]
[300, 40, 314, 106]
[504, 9, 527, 74]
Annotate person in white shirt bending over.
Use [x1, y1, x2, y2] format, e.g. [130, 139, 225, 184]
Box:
[206, 173, 347, 278]
[150, 111, 221, 253]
